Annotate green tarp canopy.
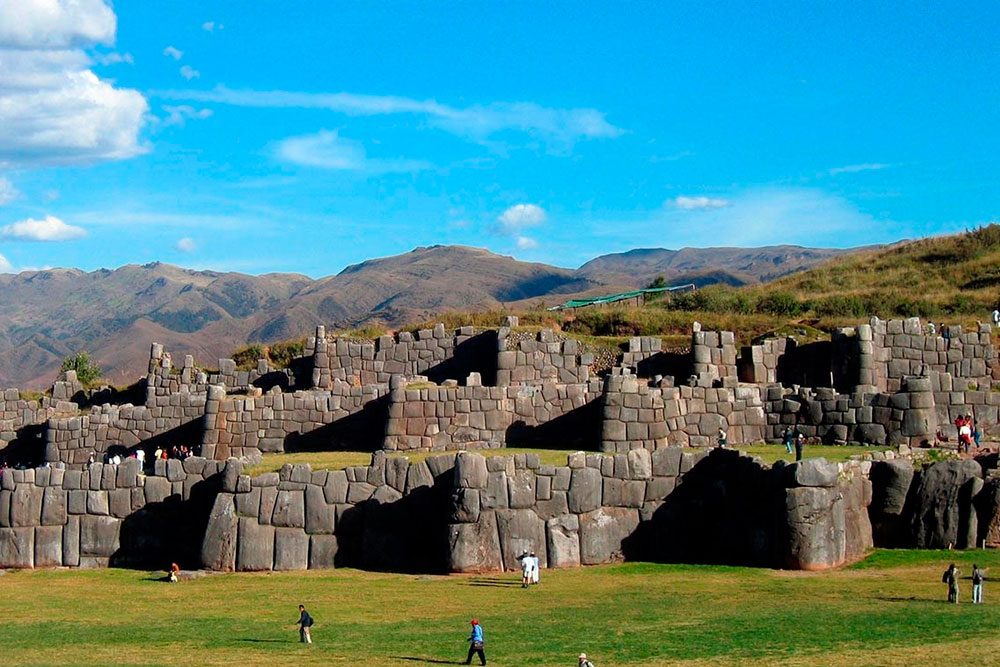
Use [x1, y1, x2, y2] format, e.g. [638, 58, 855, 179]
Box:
[547, 284, 694, 310]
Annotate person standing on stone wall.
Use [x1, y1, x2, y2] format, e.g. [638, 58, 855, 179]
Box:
[464, 619, 486, 665]
[296, 604, 314, 644]
[943, 563, 960, 604]
[973, 564, 985, 604]
[993, 309, 1000, 327]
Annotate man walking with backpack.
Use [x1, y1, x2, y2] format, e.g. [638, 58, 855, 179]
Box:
[464, 619, 486, 665]
[297, 604, 314, 644]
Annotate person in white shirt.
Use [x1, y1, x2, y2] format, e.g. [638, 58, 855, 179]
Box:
[519, 551, 531, 588]
[529, 551, 540, 585]
[135, 449, 146, 469]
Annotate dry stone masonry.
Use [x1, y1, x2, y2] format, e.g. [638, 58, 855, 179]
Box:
[1, 315, 1000, 574]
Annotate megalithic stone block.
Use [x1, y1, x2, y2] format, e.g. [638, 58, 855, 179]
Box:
[201, 493, 238, 571]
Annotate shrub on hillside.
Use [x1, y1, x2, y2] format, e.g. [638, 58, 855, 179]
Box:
[59, 352, 103, 386]
[812, 295, 868, 318]
[268, 339, 306, 368]
[756, 292, 803, 317]
[232, 344, 266, 371]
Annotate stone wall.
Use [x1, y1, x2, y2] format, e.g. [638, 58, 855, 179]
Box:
[0, 457, 233, 569]
[383, 379, 603, 451]
[836, 318, 994, 392]
[497, 328, 591, 385]
[308, 325, 497, 389]
[691, 325, 738, 385]
[202, 381, 390, 458]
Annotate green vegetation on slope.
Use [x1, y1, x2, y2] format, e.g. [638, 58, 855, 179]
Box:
[3, 552, 1000, 666]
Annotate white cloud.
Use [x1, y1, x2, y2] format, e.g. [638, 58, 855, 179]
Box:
[516, 236, 538, 250]
[276, 130, 430, 173]
[0, 176, 18, 205]
[1, 214, 86, 241]
[498, 204, 546, 234]
[828, 163, 892, 176]
[163, 45, 183, 60]
[156, 86, 623, 147]
[162, 105, 212, 126]
[658, 188, 876, 247]
[0, 252, 12, 273]
[201, 21, 222, 32]
[175, 237, 196, 252]
[0, 1, 147, 167]
[44, 189, 60, 201]
[0, 0, 116, 49]
[672, 196, 729, 210]
[179, 65, 200, 80]
[94, 51, 133, 65]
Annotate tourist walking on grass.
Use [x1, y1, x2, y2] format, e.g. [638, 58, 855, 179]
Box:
[973, 564, 985, 604]
[795, 432, 805, 462]
[783, 427, 794, 455]
[464, 619, 486, 665]
[530, 551, 540, 585]
[944, 563, 960, 604]
[297, 604, 314, 644]
[578, 652, 595, 666]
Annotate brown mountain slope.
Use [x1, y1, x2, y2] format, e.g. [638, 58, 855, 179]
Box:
[577, 246, 861, 288]
[0, 244, 854, 388]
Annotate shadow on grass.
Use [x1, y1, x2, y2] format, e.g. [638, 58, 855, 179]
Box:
[392, 658, 465, 665]
[466, 577, 522, 588]
[238, 638, 296, 643]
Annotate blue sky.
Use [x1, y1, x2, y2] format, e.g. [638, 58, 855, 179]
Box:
[0, 1, 997, 277]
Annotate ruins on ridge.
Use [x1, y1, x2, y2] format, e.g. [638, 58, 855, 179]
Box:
[1, 316, 999, 573]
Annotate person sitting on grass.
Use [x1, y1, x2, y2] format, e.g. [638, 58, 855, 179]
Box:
[166, 562, 180, 583]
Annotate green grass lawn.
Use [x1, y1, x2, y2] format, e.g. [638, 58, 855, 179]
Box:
[246, 444, 891, 476]
[3, 550, 1000, 666]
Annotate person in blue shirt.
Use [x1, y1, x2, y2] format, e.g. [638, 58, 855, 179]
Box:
[464, 618, 486, 665]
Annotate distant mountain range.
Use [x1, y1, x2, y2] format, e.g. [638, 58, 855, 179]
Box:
[0, 244, 857, 388]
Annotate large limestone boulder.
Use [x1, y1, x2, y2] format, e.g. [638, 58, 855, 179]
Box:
[868, 459, 914, 547]
[568, 467, 602, 513]
[546, 514, 580, 568]
[783, 486, 846, 570]
[0, 527, 34, 568]
[786, 458, 838, 488]
[274, 527, 309, 570]
[495, 508, 546, 571]
[578, 507, 639, 565]
[79, 515, 120, 558]
[910, 459, 982, 549]
[201, 493, 238, 571]
[454, 452, 488, 489]
[448, 510, 502, 573]
[236, 518, 274, 571]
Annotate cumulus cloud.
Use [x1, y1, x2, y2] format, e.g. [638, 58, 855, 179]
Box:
[179, 65, 200, 80]
[828, 162, 892, 176]
[672, 196, 729, 210]
[0, 176, 18, 205]
[163, 45, 183, 60]
[516, 236, 538, 250]
[0, 215, 86, 241]
[498, 204, 546, 234]
[162, 105, 213, 127]
[175, 237, 196, 252]
[0, 1, 147, 167]
[0, 0, 116, 49]
[0, 253, 12, 273]
[276, 130, 430, 173]
[156, 86, 623, 147]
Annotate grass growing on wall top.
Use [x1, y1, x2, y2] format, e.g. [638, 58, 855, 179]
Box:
[4, 552, 1000, 666]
